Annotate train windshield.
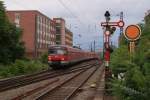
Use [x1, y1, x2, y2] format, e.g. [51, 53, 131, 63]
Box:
[49, 48, 67, 55]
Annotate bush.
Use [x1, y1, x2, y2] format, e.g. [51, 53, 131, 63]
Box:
[0, 60, 48, 79]
[110, 19, 150, 100]
[40, 53, 48, 64]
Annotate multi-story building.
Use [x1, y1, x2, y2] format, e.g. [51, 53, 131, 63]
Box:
[65, 28, 73, 46]
[53, 18, 66, 45]
[7, 10, 56, 58]
[53, 18, 73, 47]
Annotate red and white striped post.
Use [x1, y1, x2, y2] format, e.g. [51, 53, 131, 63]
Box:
[104, 30, 110, 67]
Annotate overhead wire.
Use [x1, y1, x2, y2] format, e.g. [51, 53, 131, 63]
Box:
[57, 0, 83, 25]
[65, 0, 100, 39]
[10, 0, 101, 50]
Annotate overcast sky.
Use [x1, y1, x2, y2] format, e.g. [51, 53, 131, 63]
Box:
[3, 0, 150, 51]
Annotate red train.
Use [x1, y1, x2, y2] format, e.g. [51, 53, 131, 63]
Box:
[48, 45, 98, 69]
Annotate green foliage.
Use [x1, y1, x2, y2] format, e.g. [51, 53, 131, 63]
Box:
[110, 45, 130, 75]
[110, 15, 150, 100]
[0, 1, 25, 64]
[119, 35, 128, 46]
[0, 1, 48, 79]
[0, 60, 48, 78]
[40, 53, 48, 64]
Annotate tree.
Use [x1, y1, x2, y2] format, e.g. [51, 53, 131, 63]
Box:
[110, 13, 150, 100]
[0, 1, 25, 64]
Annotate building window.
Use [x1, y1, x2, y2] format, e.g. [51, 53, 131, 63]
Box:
[56, 28, 60, 34]
[15, 13, 20, 20]
[39, 16, 42, 23]
[15, 13, 20, 27]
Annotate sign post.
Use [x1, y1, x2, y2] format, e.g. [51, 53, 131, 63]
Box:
[124, 25, 141, 54]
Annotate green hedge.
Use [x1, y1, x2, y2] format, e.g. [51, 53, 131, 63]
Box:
[0, 60, 48, 78]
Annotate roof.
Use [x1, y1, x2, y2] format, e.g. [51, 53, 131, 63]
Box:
[6, 10, 53, 21]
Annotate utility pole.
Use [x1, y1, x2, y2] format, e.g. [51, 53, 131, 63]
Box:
[94, 40, 96, 52]
[90, 42, 93, 52]
[118, 12, 124, 46]
[120, 12, 124, 36]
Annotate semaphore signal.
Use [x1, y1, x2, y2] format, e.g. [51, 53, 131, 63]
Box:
[101, 11, 125, 67]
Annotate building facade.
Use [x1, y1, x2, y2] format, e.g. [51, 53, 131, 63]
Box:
[53, 18, 66, 45]
[7, 10, 56, 58]
[65, 28, 73, 46]
[53, 18, 73, 47]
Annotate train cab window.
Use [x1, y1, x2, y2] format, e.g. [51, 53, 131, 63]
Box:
[49, 49, 67, 55]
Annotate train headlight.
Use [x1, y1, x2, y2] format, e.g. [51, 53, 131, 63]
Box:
[61, 57, 65, 61]
[48, 56, 51, 61]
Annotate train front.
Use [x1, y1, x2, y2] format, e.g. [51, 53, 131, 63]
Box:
[48, 46, 69, 68]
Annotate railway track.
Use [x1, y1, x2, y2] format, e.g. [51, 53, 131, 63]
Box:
[0, 60, 96, 92]
[35, 61, 101, 100]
